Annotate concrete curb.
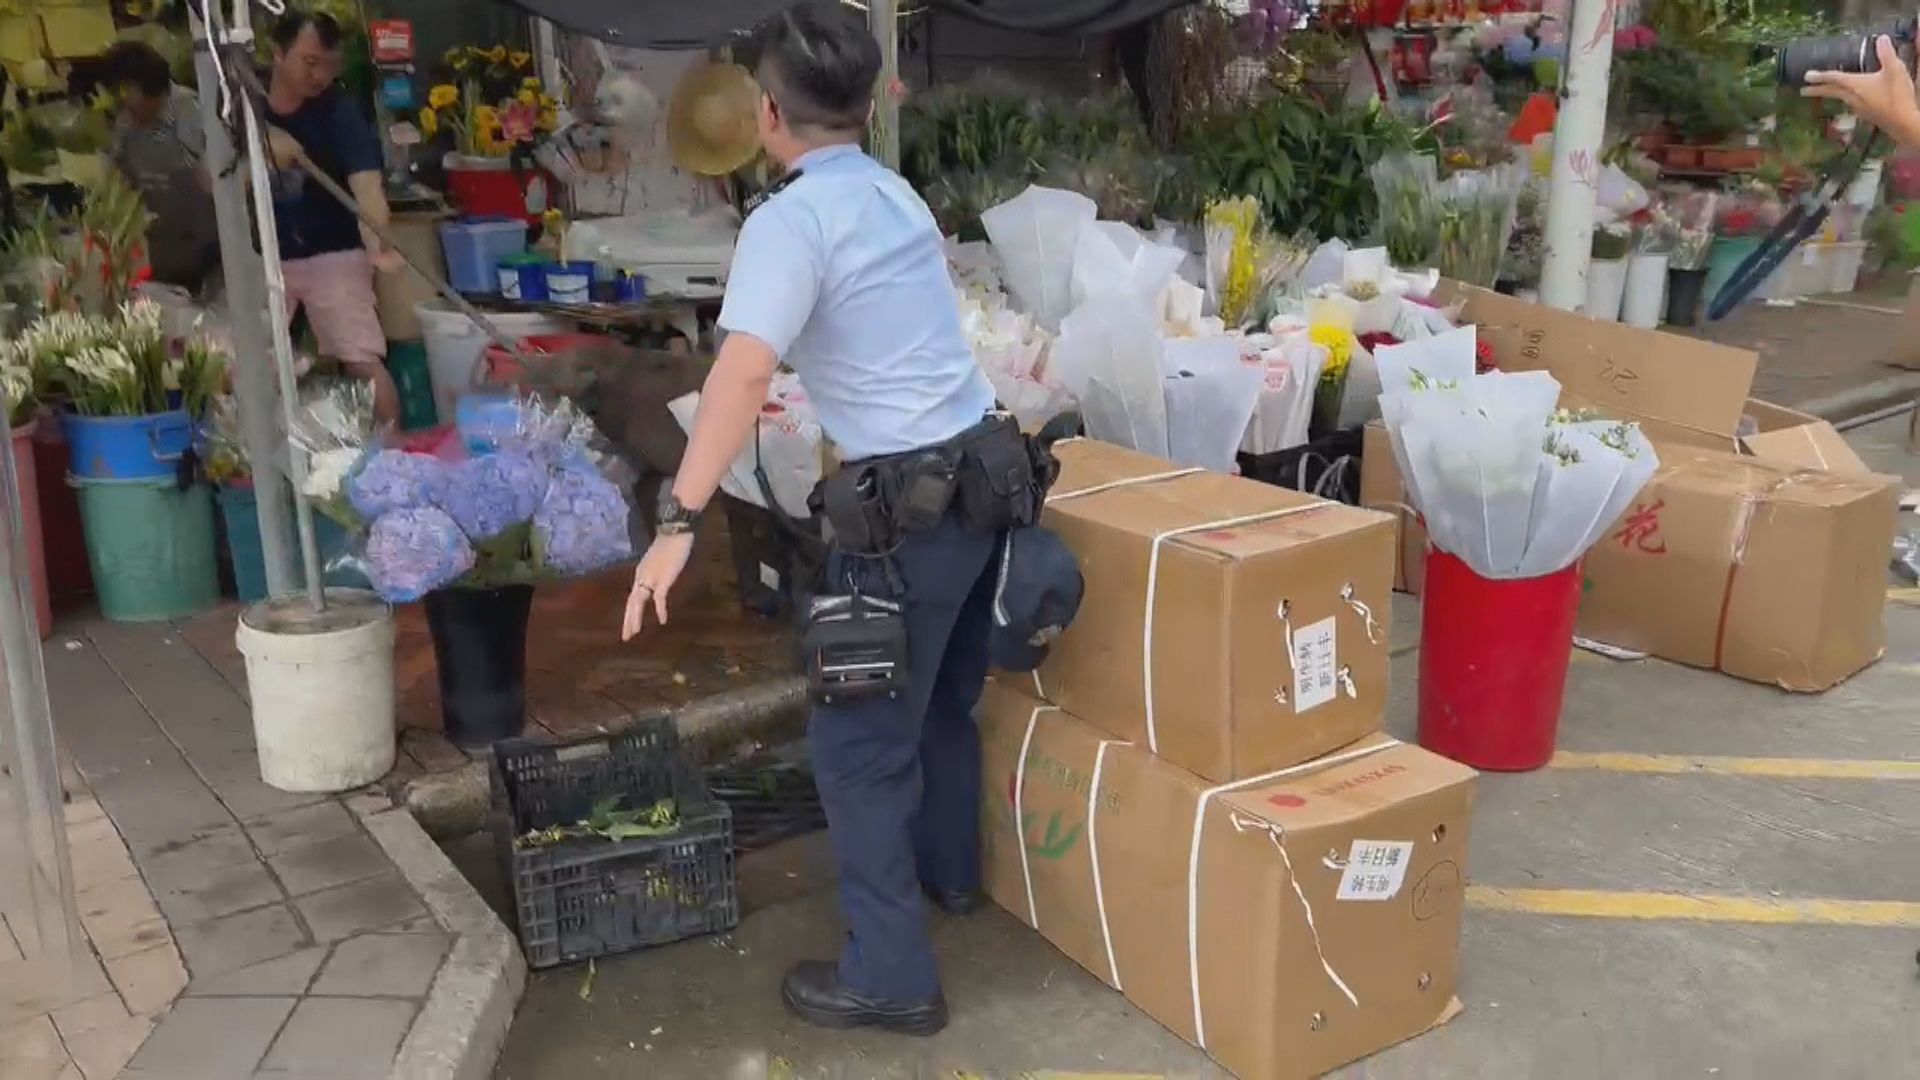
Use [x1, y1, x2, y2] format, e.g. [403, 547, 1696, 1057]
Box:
[1795, 371, 1920, 424]
[349, 792, 526, 1080]
[405, 674, 810, 839]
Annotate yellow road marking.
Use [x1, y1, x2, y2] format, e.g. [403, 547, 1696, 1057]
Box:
[1547, 751, 1920, 781]
[1468, 886, 1920, 928]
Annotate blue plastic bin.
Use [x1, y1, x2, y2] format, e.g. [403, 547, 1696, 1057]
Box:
[544, 260, 596, 304]
[216, 484, 369, 600]
[440, 218, 528, 294]
[66, 410, 194, 480]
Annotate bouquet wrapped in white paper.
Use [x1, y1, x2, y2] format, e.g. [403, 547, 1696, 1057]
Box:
[667, 371, 822, 519]
[1375, 326, 1659, 579]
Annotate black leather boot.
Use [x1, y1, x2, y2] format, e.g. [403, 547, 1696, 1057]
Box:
[780, 960, 948, 1036]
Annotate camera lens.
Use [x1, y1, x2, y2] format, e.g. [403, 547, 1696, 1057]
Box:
[1777, 33, 1879, 88]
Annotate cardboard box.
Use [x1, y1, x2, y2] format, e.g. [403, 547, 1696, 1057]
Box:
[1360, 421, 1426, 595]
[1578, 447, 1898, 689]
[1442, 284, 1758, 450]
[1374, 286, 1902, 686]
[978, 679, 1474, 1080]
[1035, 439, 1397, 782]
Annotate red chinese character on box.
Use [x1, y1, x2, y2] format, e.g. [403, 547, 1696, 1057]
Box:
[1613, 499, 1668, 555]
[369, 20, 414, 64]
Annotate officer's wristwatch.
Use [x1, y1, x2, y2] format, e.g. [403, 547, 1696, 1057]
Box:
[655, 489, 703, 536]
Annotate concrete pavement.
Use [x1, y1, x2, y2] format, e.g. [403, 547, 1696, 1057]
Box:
[491, 415, 1920, 1079]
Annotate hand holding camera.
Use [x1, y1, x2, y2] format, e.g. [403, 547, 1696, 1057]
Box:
[1780, 19, 1920, 147]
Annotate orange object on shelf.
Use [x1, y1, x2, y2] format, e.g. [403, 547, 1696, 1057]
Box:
[1509, 92, 1557, 145]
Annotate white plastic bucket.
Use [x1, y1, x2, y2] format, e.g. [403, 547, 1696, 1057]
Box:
[415, 301, 564, 422]
[1584, 257, 1629, 321]
[1621, 252, 1669, 329]
[236, 589, 397, 793]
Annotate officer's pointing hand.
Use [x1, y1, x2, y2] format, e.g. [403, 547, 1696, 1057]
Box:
[621, 533, 695, 641]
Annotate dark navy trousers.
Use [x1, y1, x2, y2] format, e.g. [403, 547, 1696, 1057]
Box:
[809, 513, 999, 1003]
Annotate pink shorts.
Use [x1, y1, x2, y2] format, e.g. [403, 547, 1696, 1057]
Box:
[282, 249, 386, 367]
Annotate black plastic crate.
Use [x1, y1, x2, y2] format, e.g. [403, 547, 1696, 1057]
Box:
[704, 757, 829, 853]
[490, 719, 740, 969]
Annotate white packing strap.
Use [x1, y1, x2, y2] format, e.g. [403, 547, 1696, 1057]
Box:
[1013, 703, 1059, 930]
[1047, 467, 1204, 504]
[1145, 506, 1326, 753]
[1340, 582, 1385, 645]
[1228, 812, 1358, 1009]
[1184, 737, 1403, 1049]
[1088, 738, 1130, 991]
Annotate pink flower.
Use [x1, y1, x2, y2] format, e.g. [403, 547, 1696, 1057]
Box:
[502, 102, 538, 143]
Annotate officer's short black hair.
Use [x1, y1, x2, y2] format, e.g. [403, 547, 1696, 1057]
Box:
[104, 41, 172, 98]
[754, 4, 881, 135]
[270, 10, 342, 52]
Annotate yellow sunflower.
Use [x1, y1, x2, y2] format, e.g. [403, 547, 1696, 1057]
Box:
[485, 46, 507, 64]
[509, 50, 531, 69]
[516, 89, 537, 107]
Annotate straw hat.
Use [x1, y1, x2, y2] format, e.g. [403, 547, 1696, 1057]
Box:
[665, 61, 763, 176]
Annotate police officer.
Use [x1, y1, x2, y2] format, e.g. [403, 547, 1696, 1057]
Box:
[621, 5, 1000, 1037]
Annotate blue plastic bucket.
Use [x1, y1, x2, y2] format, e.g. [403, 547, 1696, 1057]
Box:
[217, 484, 369, 600]
[497, 259, 551, 302]
[66, 410, 193, 480]
[545, 260, 596, 304]
[440, 218, 528, 294]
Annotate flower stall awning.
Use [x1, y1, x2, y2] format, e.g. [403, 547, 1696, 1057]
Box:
[492, 0, 1199, 49]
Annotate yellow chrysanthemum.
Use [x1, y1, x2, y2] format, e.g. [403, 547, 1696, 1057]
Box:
[509, 51, 531, 69]
[418, 107, 438, 137]
[1309, 323, 1356, 382]
[521, 76, 543, 91]
[428, 84, 458, 110]
[472, 105, 499, 128]
[537, 107, 557, 132]
[516, 89, 537, 107]
[485, 46, 507, 64]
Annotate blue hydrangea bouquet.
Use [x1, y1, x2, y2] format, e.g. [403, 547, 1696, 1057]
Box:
[292, 387, 635, 603]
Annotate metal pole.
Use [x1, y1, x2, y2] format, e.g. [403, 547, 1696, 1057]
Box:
[224, 0, 327, 609]
[1537, 0, 1616, 312]
[190, 12, 298, 596]
[868, 0, 900, 170]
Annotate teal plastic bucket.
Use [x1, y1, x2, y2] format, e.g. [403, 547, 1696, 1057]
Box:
[65, 409, 194, 480]
[74, 476, 219, 621]
[216, 484, 369, 600]
[1702, 236, 1764, 312]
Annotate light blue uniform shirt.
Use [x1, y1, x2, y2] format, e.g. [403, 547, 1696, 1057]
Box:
[718, 144, 994, 461]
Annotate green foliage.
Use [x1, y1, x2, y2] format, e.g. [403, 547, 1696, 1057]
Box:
[1618, 44, 1770, 143]
[1176, 96, 1430, 240]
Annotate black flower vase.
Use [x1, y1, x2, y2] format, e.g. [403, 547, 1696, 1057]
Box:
[1666, 267, 1708, 328]
[424, 584, 535, 748]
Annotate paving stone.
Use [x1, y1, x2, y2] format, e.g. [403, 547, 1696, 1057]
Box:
[62, 797, 107, 827]
[106, 943, 188, 1016]
[51, 992, 152, 1080]
[309, 933, 451, 998]
[150, 859, 283, 926]
[0, 952, 112, 1028]
[127, 995, 295, 1078]
[293, 874, 427, 944]
[183, 947, 329, 997]
[258, 998, 413, 1075]
[49, 990, 128, 1034]
[267, 833, 390, 898]
[74, 876, 169, 960]
[242, 802, 358, 859]
[0, 1014, 68, 1069]
[68, 822, 140, 893]
[172, 904, 309, 979]
[197, 748, 333, 821]
[398, 729, 467, 773]
[137, 827, 258, 893]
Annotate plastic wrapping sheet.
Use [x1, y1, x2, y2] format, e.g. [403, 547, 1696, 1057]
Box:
[667, 372, 821, 520]
[981, 185, 1095, 331]
[1160, 336, 1262, 473]
[1240, 336, 1326, 456]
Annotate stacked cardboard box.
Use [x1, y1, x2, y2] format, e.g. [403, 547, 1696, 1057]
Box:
[1362, 286, 1903, 691]
[980, 438, 1479, 1079]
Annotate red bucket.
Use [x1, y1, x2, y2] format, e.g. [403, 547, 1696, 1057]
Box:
[481, 333, 604, 387]
[1416, 549, 1581, 771]
[445, 162, 552, 222]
